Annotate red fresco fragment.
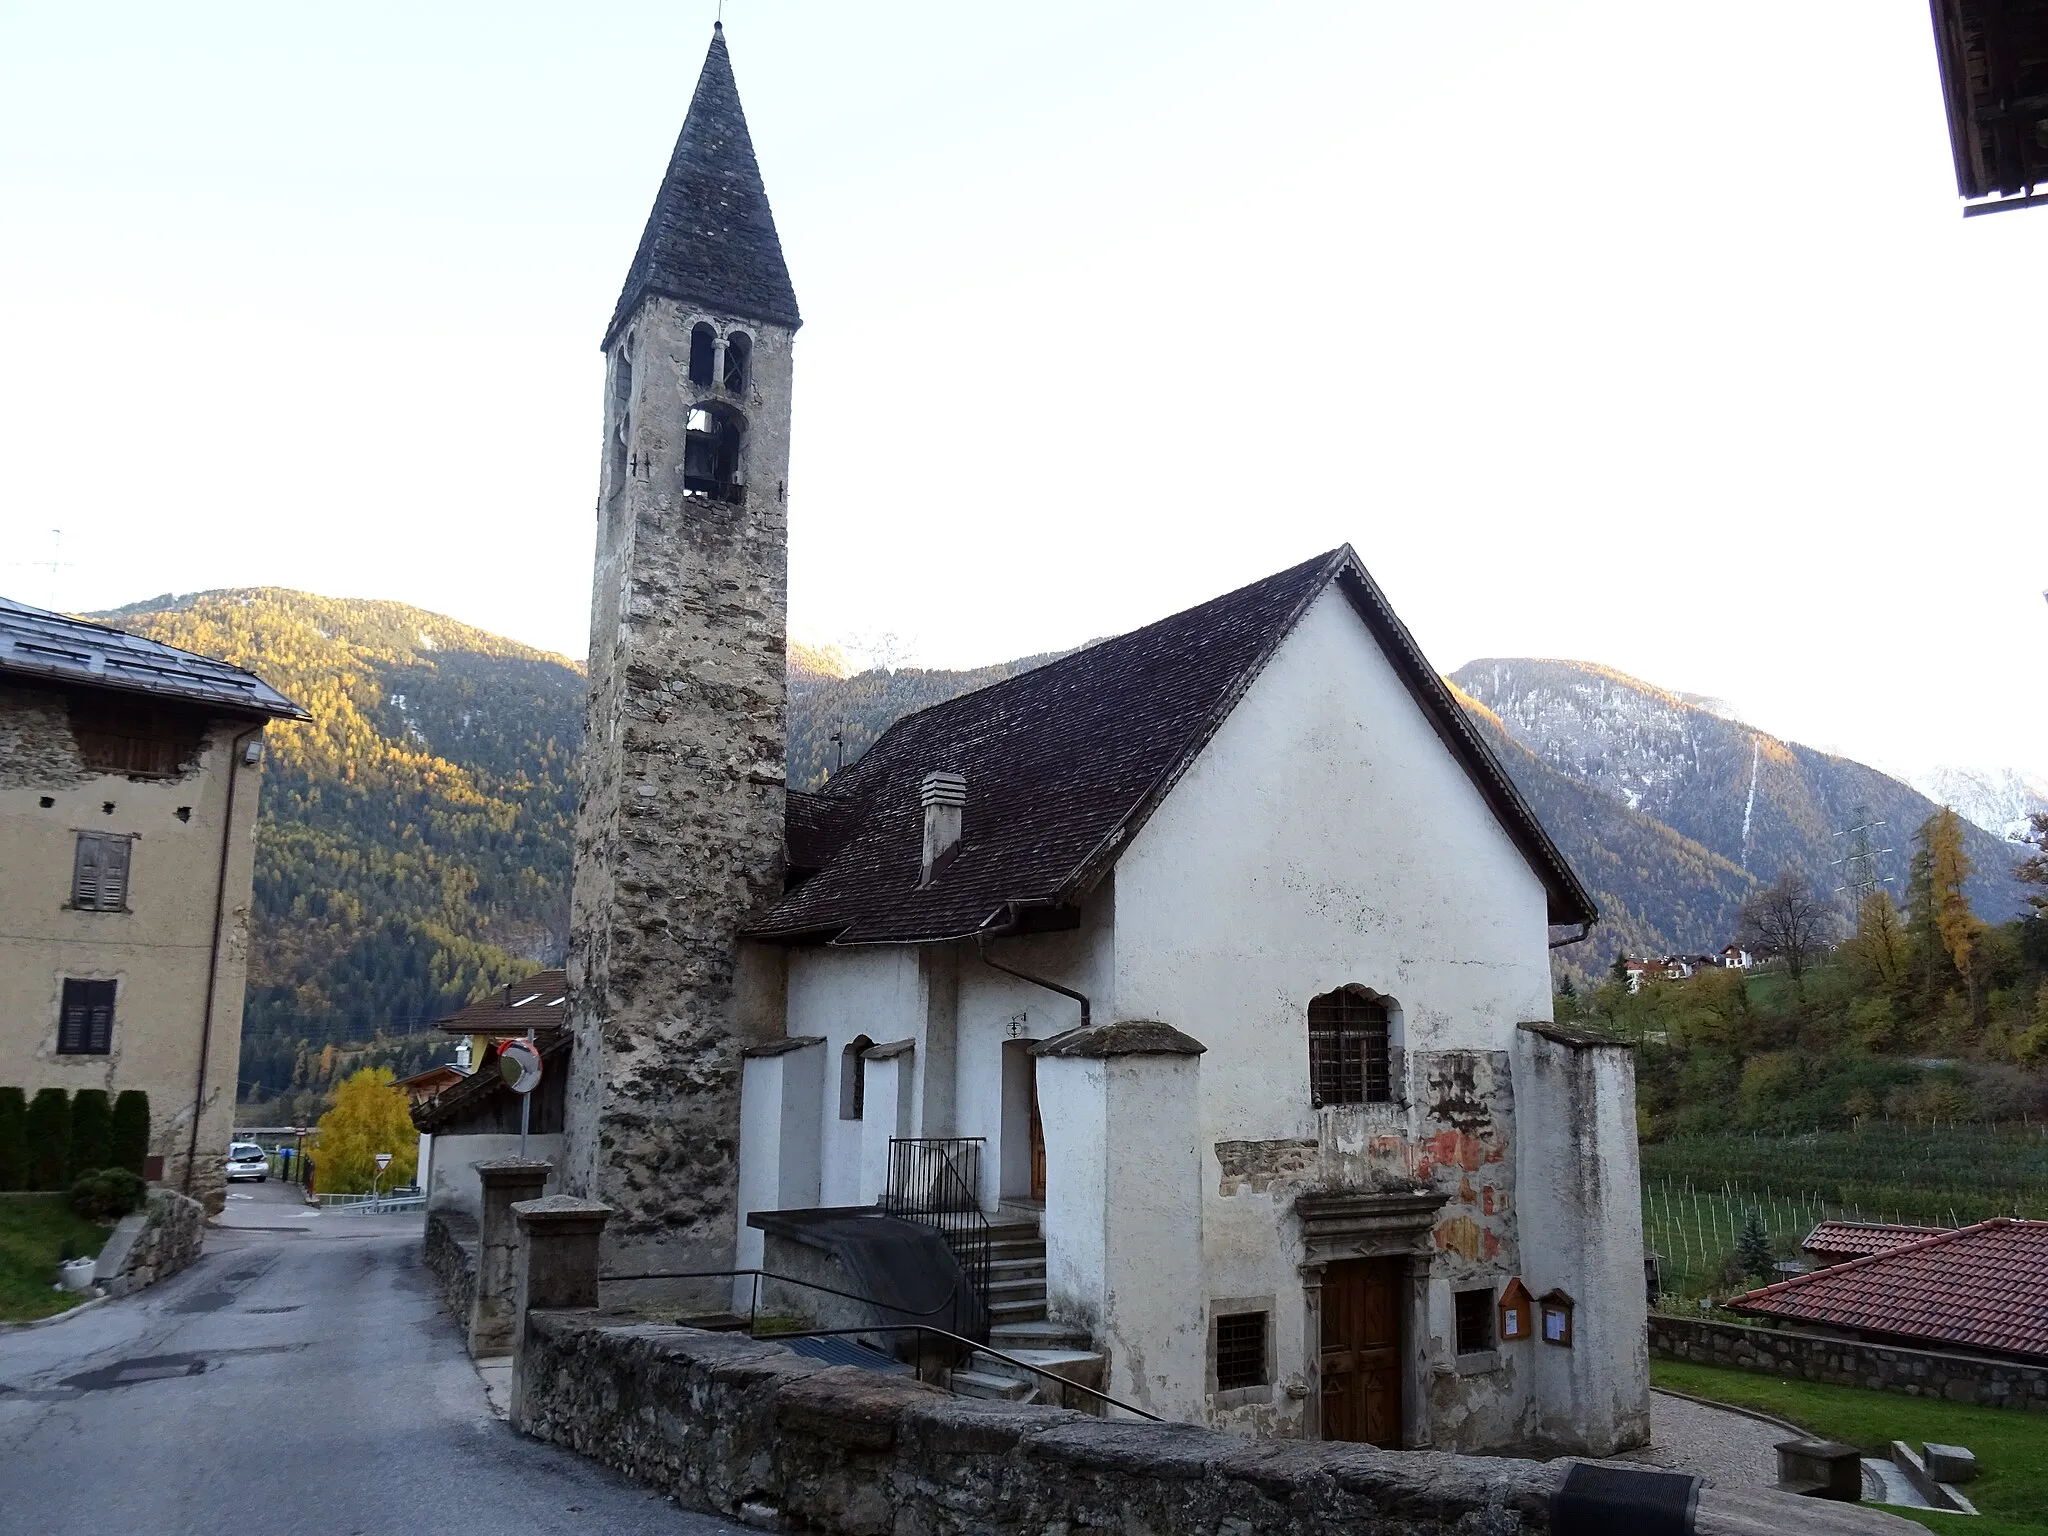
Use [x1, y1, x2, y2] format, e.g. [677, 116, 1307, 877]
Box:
[1482, 1186, 1495, 1216]
[1483, 1228, 1500, 1260]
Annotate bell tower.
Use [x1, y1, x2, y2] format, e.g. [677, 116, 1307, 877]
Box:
[567, 22, 799, 1273]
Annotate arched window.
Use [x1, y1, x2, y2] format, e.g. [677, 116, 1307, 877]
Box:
[840, 1035, 875, 1120]
[606, 339, 634, 499]
[688, 322, 716, 386]
[684, 401, 746, 503]
[1307, 988, 1392, 1107]
[723, 330, 751, 391]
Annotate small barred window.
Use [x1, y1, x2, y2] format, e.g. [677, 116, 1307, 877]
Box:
[1214, 1310, 1267, 1391]
[1455, 1287, 1495, 1355]
[1307, 988, 1391, 1106]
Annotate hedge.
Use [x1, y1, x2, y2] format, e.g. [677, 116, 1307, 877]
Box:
[68, 1090, 112, 1182]
[111, 1090, 151, 1177]
[0, 1088, 26, 1190]
[25, 1089, 71, 1190]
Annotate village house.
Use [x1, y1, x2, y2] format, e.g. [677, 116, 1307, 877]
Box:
[413, 969, 567, 1219]
[0, 597, 305, 1209]
[560, 26, 1651, 1459]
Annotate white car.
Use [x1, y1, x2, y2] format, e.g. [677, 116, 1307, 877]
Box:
[225, 1142, 269, 1182]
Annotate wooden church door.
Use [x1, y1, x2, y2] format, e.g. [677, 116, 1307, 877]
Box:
[1320, 1258, 1402, 1446]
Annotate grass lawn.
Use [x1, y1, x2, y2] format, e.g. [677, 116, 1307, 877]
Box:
[1653, 1360, 2048, 1536]
[0, 1195, 114, 1323]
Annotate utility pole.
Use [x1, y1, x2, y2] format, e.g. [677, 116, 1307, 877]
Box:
[1830, 805, 1894, 911]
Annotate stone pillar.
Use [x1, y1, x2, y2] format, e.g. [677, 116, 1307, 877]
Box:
[468, 1158, 553, 1358]
[1402, 1253, 1434, 1450]
[509, 1195, 613, 1429]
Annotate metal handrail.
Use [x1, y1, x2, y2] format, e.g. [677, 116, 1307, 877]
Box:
[768, 1323, 1160, 1423]
[593, 1266, 1156, 1422]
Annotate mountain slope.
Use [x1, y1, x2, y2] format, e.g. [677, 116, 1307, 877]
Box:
[1451, 659, 2032, 930]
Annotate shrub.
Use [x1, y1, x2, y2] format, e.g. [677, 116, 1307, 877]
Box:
[0, 1087, 27, 1191]
[110, 1091, 151, 1177]
[67, 1090, 112, 1181]
[69, 1168, 147, 1221]
[25, 1089, 71, 1190]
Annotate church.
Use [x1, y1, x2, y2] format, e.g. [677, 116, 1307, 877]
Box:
[562, 25, 1650, 1457]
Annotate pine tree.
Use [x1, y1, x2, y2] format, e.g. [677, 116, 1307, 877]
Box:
[1737, 1209, 1774, 1280]
[110, 1091, 152, 1178]
[0, 1087, 27, 1191]
[67, 1089, 112, 1179]
[24, 1089, 72, 1190]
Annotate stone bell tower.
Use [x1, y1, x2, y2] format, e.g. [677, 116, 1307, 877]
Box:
[566, 22, 799, 1273]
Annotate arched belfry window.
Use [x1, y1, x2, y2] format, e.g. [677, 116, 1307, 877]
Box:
[607, 341, 634, 498]
[688, 322, 716, 387]
[840, 1035, 875, 1120]
[1307, 987, 1392, 1107]
[684, 402, 746, 503]
[723, 330, 751, 391]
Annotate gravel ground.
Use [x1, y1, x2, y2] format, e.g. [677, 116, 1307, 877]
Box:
[1620, 1390, 1795, 1489]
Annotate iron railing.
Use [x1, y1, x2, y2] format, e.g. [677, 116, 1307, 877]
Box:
[881, 1137, 990, 1321]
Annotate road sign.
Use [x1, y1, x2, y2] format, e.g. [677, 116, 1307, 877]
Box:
[499, 1039, 543, 1095]
[374, 1153, 392, 1171]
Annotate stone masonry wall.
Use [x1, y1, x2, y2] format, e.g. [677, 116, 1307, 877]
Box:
[566, 291, 792, 1276]
[1651, 1315, 2048, 1411]
[97, 1189, 206, 1299]
[514, 1312, 1908, 1536]
[424, 1209, 479, 1325]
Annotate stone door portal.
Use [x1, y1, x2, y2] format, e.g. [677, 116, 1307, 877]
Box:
[1320, 1257, 1402, 1446]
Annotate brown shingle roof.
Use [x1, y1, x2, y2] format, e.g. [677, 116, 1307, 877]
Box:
[1731, 1219, 2048, 1362]
[750, 547, 1597, 946]
[1801, 1221, 1943, 1261]
[436, 969, 568, 1036]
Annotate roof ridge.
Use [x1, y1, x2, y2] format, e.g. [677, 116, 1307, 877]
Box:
[1732, 1219, 2009, 1306]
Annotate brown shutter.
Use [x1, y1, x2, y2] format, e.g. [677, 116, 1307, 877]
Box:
[87, 982, 115, 1053]
[73, 834, 102, 909]
[100, 837, 130, 910]
[57, 978, 115, 1054]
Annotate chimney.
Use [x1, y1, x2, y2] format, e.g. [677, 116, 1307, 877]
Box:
[919, 772, 967, 887]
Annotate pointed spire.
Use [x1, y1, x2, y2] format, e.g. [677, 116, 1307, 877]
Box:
[602, 27, 800, 348]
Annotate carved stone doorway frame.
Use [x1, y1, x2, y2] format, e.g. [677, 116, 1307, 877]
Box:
[1295, 1188, 1446, 1450]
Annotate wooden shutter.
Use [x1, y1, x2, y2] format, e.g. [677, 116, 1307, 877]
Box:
[73, 834, 102, 909]
[58, 978, 116, 1054]
[99, 837, 130, 910]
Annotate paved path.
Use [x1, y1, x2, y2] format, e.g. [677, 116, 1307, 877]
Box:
[1620, 1389, 1794, 1489]
[0, 1221, 743, 1536]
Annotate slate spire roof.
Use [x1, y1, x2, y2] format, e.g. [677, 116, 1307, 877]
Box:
[602, 23, 801, 349]
[753, 548, 1599, 946]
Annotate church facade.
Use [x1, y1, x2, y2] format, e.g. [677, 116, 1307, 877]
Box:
[568, 27, 1650, 1457]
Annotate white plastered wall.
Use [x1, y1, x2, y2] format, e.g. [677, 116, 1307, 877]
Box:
[1110, 583, 1561, 1440]
[784, 947, 924, 1208]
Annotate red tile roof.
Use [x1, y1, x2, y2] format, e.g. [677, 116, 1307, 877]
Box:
[1732, 1219, 2048, 1362]
[1801, 1221, 1943, 1260]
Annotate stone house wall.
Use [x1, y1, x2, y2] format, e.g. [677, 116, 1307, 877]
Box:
[1650, 1314, 2048, 1411]
[95, 1189, 206, 1298]
[424, 1209, 479, 1326]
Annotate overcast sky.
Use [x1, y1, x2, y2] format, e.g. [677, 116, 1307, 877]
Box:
[1, 2, 2042, 780]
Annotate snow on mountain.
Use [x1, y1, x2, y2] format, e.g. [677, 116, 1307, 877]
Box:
[1904, 765, 2048, 843]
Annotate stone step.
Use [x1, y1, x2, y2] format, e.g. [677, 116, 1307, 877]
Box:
[989, 1297, 1048, 1323]
[989, 1319, 1092, 1351]
[987, 1256, 1046, 1280]
[985, 1237, 1046, 1259]
[985, 1274, 1045, 1299]
[948, 1368, 1036, 1403]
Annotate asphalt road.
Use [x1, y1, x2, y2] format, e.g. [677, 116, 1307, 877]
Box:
[0, 1212, 746, 1536]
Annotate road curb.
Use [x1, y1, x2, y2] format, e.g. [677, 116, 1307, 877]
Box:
[0, 1293, 113, 1333]
[1651, 1385, 1809, 1438]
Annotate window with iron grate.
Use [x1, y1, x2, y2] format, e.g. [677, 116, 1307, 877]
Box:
[1455, 1286, 1495, 1355]
[1214, 1310, 1268, 1391]
[1307, 988, 1391, 1106]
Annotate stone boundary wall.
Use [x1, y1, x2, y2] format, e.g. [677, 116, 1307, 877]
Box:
[514, 1312, 1904, 1536]
[96, 1190, 205, 1299]
[424, 1210, 479, 1326]
[1651, 1315, 2048, 1411]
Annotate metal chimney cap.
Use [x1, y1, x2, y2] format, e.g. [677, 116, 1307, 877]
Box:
[920, 772, 967, 808]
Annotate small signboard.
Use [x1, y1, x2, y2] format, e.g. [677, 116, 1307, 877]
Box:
[1497, 1277, 1534, 1342]
[1538, 1288, 1576, 1347]
[374, 1152, 393, 1171]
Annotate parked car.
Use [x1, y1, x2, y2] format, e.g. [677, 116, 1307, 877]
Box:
[225, 1142, 269, 1182]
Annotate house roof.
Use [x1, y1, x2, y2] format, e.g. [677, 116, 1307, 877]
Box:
[0, 597, 308, 720]
[1731, 1219, 2048, 1362]
[750, 547, 1598, 946]
[437, 969, 568, 1036]
[602, 24, 799, 348]
[1928, 0, 2048, 205]
[1801, 1221, 1943, 1259]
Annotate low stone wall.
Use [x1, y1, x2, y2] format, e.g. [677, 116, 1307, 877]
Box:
[424, 1210, 479, 1326]
[1651, 1315, 2048, 1411]
[96, 1190, 206, 1299]
[514, 1312, 1909, 1536]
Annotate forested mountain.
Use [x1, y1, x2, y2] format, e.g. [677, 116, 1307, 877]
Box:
[97, 590, 2037, 1104]
[99, 590, 583, 1109]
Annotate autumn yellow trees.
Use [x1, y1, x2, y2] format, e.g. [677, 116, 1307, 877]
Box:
[312, 1068, 418, 1195]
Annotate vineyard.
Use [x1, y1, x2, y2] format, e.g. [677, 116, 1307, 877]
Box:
[1639, 1125, 2048, 1302]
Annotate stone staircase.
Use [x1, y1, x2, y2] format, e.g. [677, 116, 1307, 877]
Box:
[946, 1219, 1104, 1409]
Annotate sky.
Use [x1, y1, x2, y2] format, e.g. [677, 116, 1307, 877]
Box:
[1, 1, 2043, 782]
